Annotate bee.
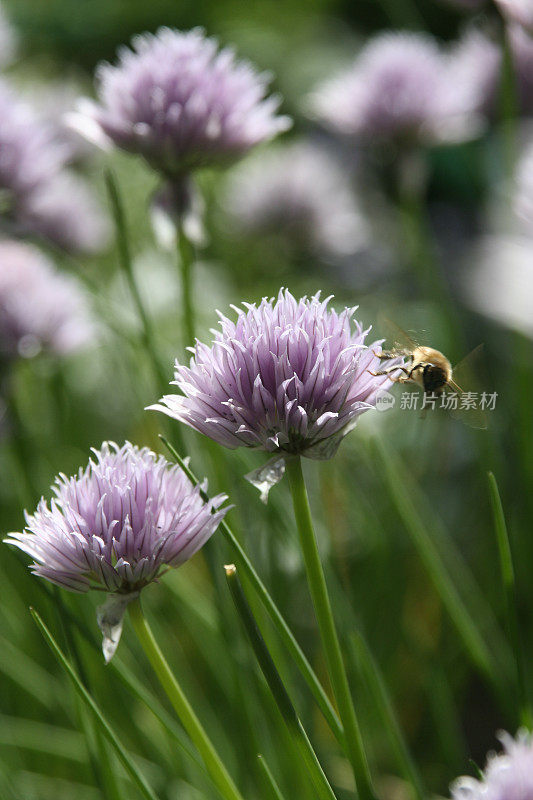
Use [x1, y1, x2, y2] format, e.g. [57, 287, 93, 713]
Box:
[371, 344, 458, 395]
[370, 321, 488, 428]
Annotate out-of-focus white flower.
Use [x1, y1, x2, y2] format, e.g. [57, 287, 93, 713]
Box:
[224, 141, 368, 259]
[463, 234, 533, 337]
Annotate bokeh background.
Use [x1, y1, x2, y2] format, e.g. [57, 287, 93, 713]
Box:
[1, 0, 532, 798]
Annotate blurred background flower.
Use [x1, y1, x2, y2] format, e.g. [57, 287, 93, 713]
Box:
[0, 240, 95, 359]
[223, 140, 369, 261]
[74, 27, 291, 180]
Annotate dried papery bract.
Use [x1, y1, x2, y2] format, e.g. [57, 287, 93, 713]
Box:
[5, 442, 229, 660]
[451, 729, 533, 799]
[149, 289, 401, 497]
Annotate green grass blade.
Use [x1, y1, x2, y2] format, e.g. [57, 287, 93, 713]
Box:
[488, 472, 531, 725]
[373, 436, 509, 695]
[30, 607, 159, 800]
[225, 565, 338, 800]
[350, 633, 425, 800]
[159, 435, 344, 747]
[257, 755, 287, 800]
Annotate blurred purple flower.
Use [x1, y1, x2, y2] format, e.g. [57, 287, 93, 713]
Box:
[496, 0, 533, 33]
[0, 240, 94, 359]
[150, 289, 400, 461]
[223, 141, 368, 259]
[310, 32, 482, 146]
[450, 26, 533, 118]
[451, 730, 533, 800]
[73, 27, 291, 178]
[0, 79, 108, 253]
[21, 173, 110, 255]
[5, 441, 227, 594]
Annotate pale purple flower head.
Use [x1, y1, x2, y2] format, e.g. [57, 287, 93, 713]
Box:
[0, 79, 109, 254]
[224, 141, 368, 259]
[76, 27, 291, 178]
[451, 730, 533, 800]
[21, 173, 110, 255]
[0, 240, 94, 359]
[449, 26, 533, 118]
[310, 32, 481, 146]
[150, 290, 400, 460]
[5, 441, 228, 595]
[496, 0, 533, 34]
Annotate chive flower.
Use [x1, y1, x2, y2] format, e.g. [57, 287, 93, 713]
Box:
[0, 240, 94, 360]
[149, 290, 399, 497]
[451, 730, 533, 799]
[74, 27, 291, 178]
[5, 442, 228, 658]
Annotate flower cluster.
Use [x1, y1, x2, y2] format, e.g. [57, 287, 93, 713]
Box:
[0, 79, 108, 253]
[310, 32, 481, 146]
[150, 290, 400, 460]
[451, 730, 533, 800]
[5, 441, 228, 594]
[0, 240, 94, 359]
[224, 141, 368, 259]
[76, 27, 291, 178]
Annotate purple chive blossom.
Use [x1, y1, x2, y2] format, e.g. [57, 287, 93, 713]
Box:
[20, 173, 110, 255]
[73, 27, 291, 178]
[451, 730, 533, 800]
[5, 442, 228, 595]
[449, 26, 533, 119]
[309, 32, 481, 146]
[0, 79, 108, 254]
[224, 141, 368, 259]
[496, 0, 533, 33]
[149, 290, 400, 461]
[0, 240, 94, 359]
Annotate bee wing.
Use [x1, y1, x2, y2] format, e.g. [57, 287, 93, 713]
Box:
[448, 344, 489, 430]
[377, 313, 419, 355]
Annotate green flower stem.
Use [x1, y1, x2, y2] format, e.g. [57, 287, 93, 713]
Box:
[127, 596, 244, 800]
[488, 472, 531, 728]
[105, 172, 174, 392]
[177, 222, 196, 350]
[285, 456, 376, 800]
[225, 565, 338, 800]
[159, 437, 344, 747]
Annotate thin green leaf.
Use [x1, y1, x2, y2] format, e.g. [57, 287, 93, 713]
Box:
[225, 565, 338, 800]
[488, 471, 531, 726]
[30, 607, 159, 800]
[159, 435, 344, 748]
[350, 633, 424, 800]
[257, 755, 287, 800]
[373, 436, 510, 696]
